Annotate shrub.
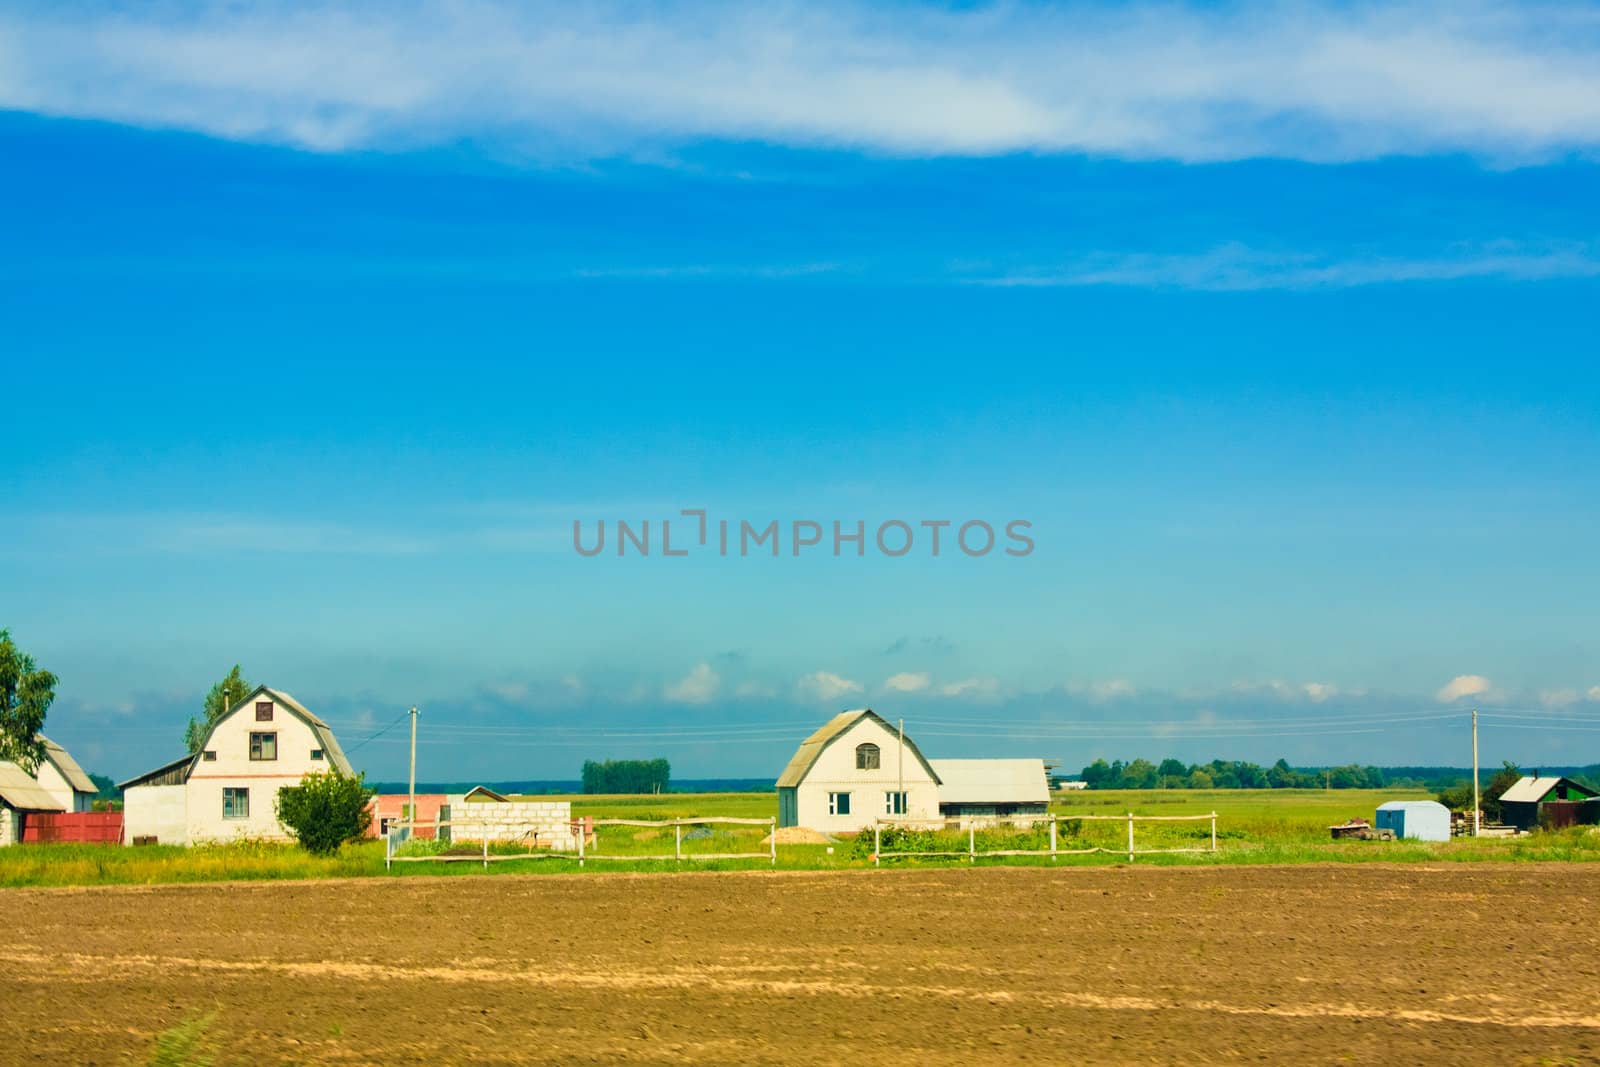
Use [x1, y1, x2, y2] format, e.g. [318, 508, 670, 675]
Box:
[276, 771, 375, 856]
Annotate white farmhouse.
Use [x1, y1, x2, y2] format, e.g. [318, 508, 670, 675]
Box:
[0, 736, 98, 844]
[121, 685, 353, 845]
[776, 709, 1051, 833]
[776, 709, 943, 832]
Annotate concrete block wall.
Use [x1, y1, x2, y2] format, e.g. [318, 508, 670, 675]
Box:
[446, 799, 577, 850]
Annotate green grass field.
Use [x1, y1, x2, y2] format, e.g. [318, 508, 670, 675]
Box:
[3, 788, 1597, 888]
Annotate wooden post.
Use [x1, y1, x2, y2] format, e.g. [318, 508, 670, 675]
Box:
[385, 824, 391, 871]
[674, 821, 682, 862]
[769, 817, 777, 866]
[1127, 813, 1134, 862]
[578, 818, 586, 868]
[874, 822, 881, 867]
[1210, 813, 1217, 853]
[968, 822, 976, 864]
[1049, 816, 1057, 861]
[482, 832, 489, 869]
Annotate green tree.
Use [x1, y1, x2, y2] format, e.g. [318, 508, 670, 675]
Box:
[185, 665, 253, 753]
[0, 629, 57, 774]
[275, 771, 374, 855]
[580, 758, 671, 794]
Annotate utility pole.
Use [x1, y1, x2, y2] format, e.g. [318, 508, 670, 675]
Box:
[897, 717, 906, 815]
[408, 705, 419, 833]
[1471, 708, 1480, 838]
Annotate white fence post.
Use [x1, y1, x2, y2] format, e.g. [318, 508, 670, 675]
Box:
[578, 818, 586, 867]
[874, 822, 881, 867]
[1049, 816, 1057, 861]
[482, 833, 489, 869]
[968, 822, 976, 864]
[1127, 812, 1134, 861]
[674, 821, 682, 863]
[1210, 813, 1217, 853]
[769, 817, 777, 866]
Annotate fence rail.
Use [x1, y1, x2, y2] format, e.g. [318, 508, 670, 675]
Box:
[384, 816, 777, 869]
[872, 811, 1219, 865]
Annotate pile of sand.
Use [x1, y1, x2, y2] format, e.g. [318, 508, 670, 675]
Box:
[761, 827, 837, 846]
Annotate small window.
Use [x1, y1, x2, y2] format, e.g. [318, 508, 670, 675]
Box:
[202, 750, 217, 762]
[885, 791, 908, 815]
[255, 701, 274, 722]
[249, 732, 277, 761]
[828, 792, 851, 816]
[310, 749, 324, 761]
[856, 743, 880, 770]
[223, 787, 250, 819]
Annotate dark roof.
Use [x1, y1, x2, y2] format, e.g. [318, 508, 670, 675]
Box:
[775, 709, 941, 788]
[119, 753, 197, 791]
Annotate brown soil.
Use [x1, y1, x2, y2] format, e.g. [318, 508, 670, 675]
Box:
[4, 864, 1598, 1065]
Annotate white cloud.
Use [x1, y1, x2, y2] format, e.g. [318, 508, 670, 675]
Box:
[1302, 682, 1338, 703]
[1589, 685, 1600, 702]
[1088, 679, 1135, 700]
[796, 671, 863, 703]
[664, 663, 720, 705]
[1540, 688, 1580, 708]
[936, 677, 1002, 700]
[1436, 674, 1492, 703]
[883, 671, 930, 693]
[4, 3, 1600, 163]
[979, 242, 1600, 291]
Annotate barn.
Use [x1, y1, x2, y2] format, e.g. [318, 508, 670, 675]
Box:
[1499, 776, 1600, 832]
[0, 763, 65, 846]
[0, 736, 101, 844]
[1374, 800, 1450, 842]
[930, 759, 1051, 819]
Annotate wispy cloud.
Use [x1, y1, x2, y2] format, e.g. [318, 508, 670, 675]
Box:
[4, 2, 1600, 163]
[796, 670, 863, 702]
[882, 671, 930, 693]
[664, 663, 721, 705]
[977, 242, 1600, 291]
[1436, 673, 1492, 702]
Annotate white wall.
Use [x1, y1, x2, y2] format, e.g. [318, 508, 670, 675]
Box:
[186, 695, 333, 843]
[446, 799, 577, 849]
[35, 760, 89, 813]
[796, 717, 939, 832]
[0, 806, 18, 846]
[123, 784, 188, 845]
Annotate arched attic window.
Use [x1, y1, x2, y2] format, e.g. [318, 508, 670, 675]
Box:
[856, 743, 880, 770]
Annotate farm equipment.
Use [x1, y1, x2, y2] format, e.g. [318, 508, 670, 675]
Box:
[1328, 817, 1394, 841]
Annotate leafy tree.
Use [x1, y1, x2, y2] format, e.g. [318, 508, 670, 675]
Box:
[275, 771, 374, 855]
[1157, 758, 1188, 781]
[0, 629, 56, 774]
[580, 758, 671, 794]
[185, 665, 253, 753]
[1187, 768, 1215, 789]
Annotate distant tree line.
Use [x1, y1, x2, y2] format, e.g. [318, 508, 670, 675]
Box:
[1079, 757, 1386, 790]
[581, 758, 670, 794]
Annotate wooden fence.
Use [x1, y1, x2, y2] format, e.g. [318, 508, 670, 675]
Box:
[871, 811, 1219, 865]
[384, 816, 777, 869]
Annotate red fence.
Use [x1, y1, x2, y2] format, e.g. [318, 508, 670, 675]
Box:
[21, 812, 124, 844]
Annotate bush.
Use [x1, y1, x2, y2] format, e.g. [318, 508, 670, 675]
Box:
[276, 771, 374, 856]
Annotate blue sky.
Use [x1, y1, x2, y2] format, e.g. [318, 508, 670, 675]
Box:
[3, 1, 1599, 782]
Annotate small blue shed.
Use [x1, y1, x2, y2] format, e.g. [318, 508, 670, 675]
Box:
[1375, 800, 1451, 842]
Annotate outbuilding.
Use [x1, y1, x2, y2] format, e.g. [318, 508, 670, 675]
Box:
[1499, 776, 1600, 832]
[1374, 800, 1451, 842]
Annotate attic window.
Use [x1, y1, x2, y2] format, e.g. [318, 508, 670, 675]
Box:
[310, 749, 324, 761]
[856, 743, 880, 770]
[249, 732, 277, 761]
[202, 750, 217, 762]
[256, 702, 274, 722]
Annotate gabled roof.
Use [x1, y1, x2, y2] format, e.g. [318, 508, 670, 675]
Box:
[194, 685, 355, 776]
[0, 762, 65, 812]
[39, 735, 96, 794]
[462, 785, 508, 802]
[929, 759, 1050, 805]
[775, 709, 941, 788]
[1500, 776, 1600, 804]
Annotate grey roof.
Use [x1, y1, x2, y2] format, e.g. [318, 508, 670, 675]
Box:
[929, 759, 1051, 805]
[775, 709, 941, 789]
[1499, 776, 1598, 804]
[198, 685, 355, 776]
[0, 762, 65, 812]
[1376, 800, 1450, 813]
[119, 753, 198, 791]
[39, 735, 96, 794]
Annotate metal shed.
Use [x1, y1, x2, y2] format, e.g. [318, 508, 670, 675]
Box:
[1374, 800, 1451, 842]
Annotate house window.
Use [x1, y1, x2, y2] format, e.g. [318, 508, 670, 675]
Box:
[223, 787, 249, 819]
[885, 791, 908, 815]
[255, 701, 274, 721]
[310, 749, 324, 761]
[249, 732, 277, 761]
[828, 792, 851, 816]
[856, 743, 880, 770]
[202, 750, 217, 761]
